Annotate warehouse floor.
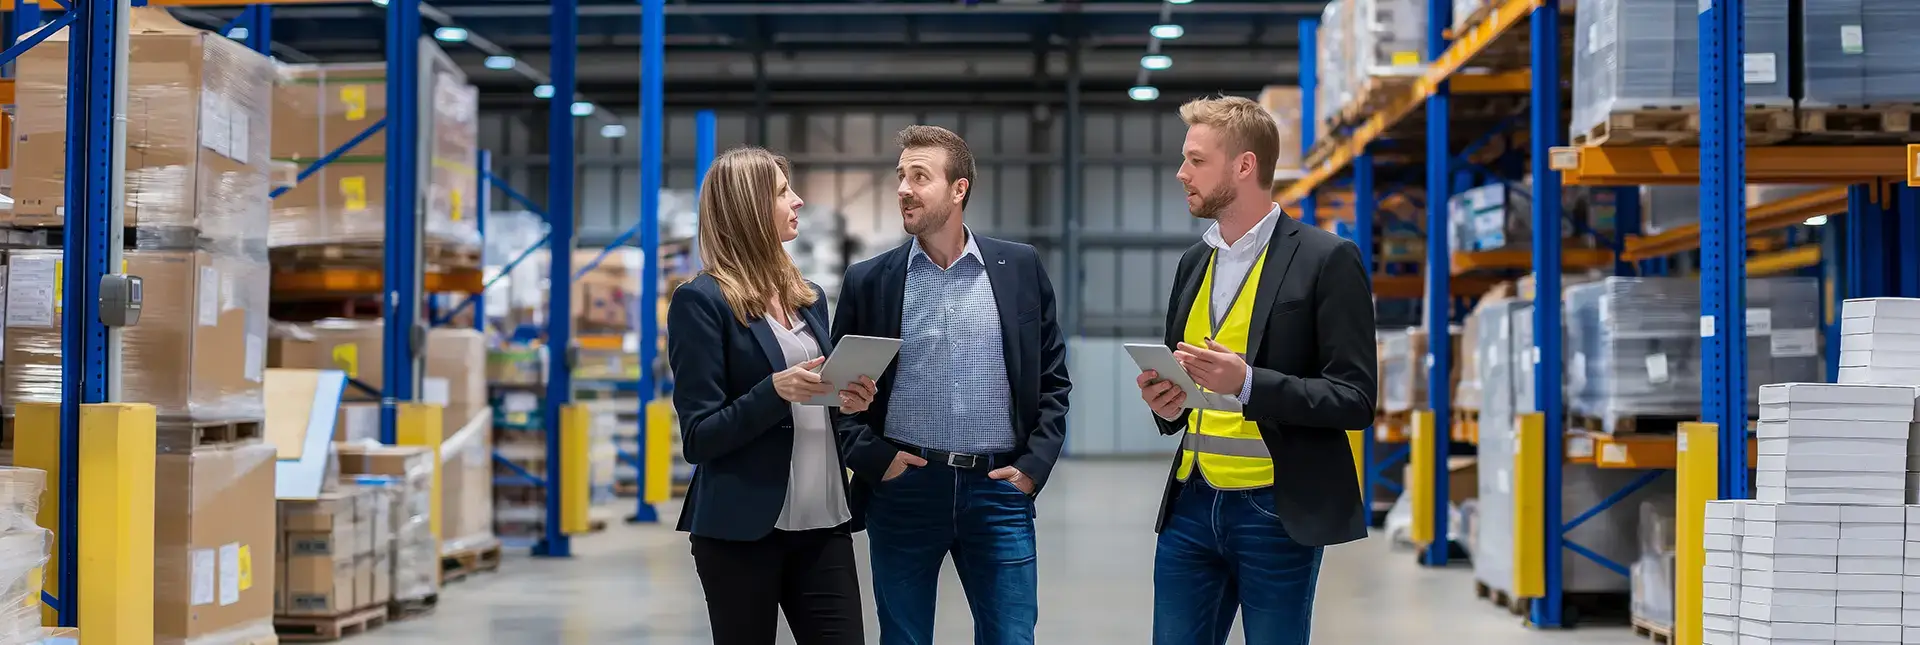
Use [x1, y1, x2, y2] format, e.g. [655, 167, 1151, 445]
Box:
[357, 460, 1644, 644]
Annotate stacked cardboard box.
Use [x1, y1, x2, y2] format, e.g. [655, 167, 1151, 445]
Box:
[276, 487, 388, 617]
[157, 442, 279, 644]
[1256, 86, 1304, 177]
[0, 468, 49, 644]
[269, 53, 480, 250]
[335, 444, 440, 603]
[269, 321, 489, 440]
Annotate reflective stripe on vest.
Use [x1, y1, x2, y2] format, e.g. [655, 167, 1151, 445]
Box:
[1175, 247, 1274, 490]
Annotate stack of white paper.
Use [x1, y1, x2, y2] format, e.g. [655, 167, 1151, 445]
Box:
[1839, 298, 1920, 386]
[1737, 502, 1839, 644]
[1906, 507, 1920, 645]
[1704, 500, 1743, 644]
[1836, 506, 1906, 641]
[1756, 383, 1917, 505]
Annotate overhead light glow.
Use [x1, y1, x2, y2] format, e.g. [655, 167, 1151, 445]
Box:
[1151, 24, 1185, 39]
[371, 0, 388, 6]
[571, 101, 596, 117]
[1141, 55, 1173, 71]
[484, 56, 516, 71]
[1168, 0, 1194, 4]
[600, 124, 628, 138]
[1129, 86, 1161, 101]
[1804, 214, 1830, 226]
[432, 27, 469, 43]
[533, 84, 555, 99]
[225, 27, 248, 40]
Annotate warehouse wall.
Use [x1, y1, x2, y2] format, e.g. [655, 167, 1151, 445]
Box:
[481, 106, 1215, 455]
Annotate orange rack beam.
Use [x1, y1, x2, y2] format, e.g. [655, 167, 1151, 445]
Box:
[1450, 248, 1615, 276]
[1373, 274, 1506, 299]
[271, 268, 484, 298]
[1622, 186, 1847, 261]
[1550, 146, 1909, 186]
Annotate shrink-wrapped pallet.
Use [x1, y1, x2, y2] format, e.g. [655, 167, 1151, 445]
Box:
[1799, 0, 1920, 107]
[1570, 0, 1791, 142]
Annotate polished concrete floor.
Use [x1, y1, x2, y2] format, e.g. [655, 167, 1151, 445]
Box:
[359, 460, 1644, 644]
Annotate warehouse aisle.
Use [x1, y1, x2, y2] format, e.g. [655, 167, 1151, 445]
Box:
[358, 460, 1641, 644]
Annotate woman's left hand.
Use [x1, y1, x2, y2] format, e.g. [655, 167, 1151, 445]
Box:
[837, 376, 878, 414]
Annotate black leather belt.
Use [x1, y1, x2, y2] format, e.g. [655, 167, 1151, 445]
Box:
[891, 441, 1018, 471]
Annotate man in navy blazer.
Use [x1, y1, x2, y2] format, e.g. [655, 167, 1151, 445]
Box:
[830, 125, 1071, 645]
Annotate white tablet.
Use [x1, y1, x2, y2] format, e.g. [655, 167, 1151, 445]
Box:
[1124, 343, 1244, 412]
[807, 335, 903, 407]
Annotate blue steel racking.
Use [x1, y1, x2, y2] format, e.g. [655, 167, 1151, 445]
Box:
[1281, 0, 1916, 630]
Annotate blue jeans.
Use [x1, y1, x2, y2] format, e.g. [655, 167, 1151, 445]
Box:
[1153, 480, 1323, 645]
[866, 463, 1038, 645]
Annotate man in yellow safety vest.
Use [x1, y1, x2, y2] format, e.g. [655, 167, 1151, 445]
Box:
[1134, 95, 1378, 645]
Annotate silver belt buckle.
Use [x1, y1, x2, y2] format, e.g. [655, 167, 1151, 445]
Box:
[946, 452, 979, 468]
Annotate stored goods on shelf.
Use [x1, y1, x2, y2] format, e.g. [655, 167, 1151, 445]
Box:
[160, 442, 279, 644]
[334, 444, 440, 602]
[1629, 499, 1676, 632]
[1563, 277, 1821, 434]
[0, 468, 50, 645]
[1313, 1, 1348, 143]
[1257, 86, 1305, 176]
[6, 249, 269, 423]
[268, 321, 488, 441]
[9, 8, 273, 250]
[1570, 0, 1792, 146]
[268, 54, 480, 251]
[1799, 1, 1920, 110]
[1312, 0, 1427, 134]
[1380, 326, 1462, 414]
[438, 412, 497, 555]
[277, 486, 392, 618]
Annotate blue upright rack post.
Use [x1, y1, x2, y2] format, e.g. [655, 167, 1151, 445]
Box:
[6, 0, 40, 51]
[1420, 0, 1453, 568]
[381, 0, 422, 446]
[239, 4, 268, 55]
[1528, 0, 1568, 627]
[537, 0, 578, 559]
[628, 0, 667, 525]
[53, 0, 128, 626]
[475, 149, 490, 333]
[1353, 149, 1377, 516]
[1699, 0, 1749, 501]
[1297, 18, 1317, 228]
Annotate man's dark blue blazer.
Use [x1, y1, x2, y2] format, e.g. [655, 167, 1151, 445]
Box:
[829, 234, 1073, 527]
[667, 274, 848, 542]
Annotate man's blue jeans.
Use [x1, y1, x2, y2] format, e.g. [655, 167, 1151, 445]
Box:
[1153, 480, 1323, 645]
[866, 463, 1038, 645]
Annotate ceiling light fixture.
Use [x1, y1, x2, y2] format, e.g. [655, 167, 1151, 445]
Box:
[1130, 86, 1161, 101]
[1151, 24, 1185, 40]
[1141, 55, 1173, 71]
[432, 26, 469, 43]
[533, 84, 555, 99]
[483, 55, 516, 71]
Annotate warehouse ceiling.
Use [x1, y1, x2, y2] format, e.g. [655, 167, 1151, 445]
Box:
[169, 0, 1311, 107]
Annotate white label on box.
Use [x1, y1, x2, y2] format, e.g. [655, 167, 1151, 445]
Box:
[1746, 308, 1773, 336]
[190, 548, 215, 606]
[1772, 329, 1818, 358]
[220, 270, 237, 311]
[504, 391, 538, 414]
[1601, 443, 1629, 466]
[1841, 25, 1865, 54]
[218, 542, 240, 606]
[422, 377, 450, 407]
[1701, 314, 1716, 338]
[1647, 353, 1671, 384]
[198, 266, 219, 327]
[5, 258, 54, 329]
[228, 106, 250, 164]
[199, 94, 230, 158]
[244, 335, 265, 383]
[1567, 435, 1595, 459]
[1743, 53, 1777, 85]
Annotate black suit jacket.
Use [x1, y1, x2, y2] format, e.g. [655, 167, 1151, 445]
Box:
[667, 273, 848, 542]
[1154, 214, 1377, 548]
[831, 234, 1072, 524]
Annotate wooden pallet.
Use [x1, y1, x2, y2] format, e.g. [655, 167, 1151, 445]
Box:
[1573, 105, 1794, 147]
[1338, 75, 1421, 126]
[440, 537, 504, 585]
[275, 606, 389, 642]
[388, 594, 440, 621]
[1631, 616, 1673, 644]
[157, 418, 265, 453]
[271, 241, 481, 271]
[1473, 580, 1529, 616]
[1798, 104, 1920, 142]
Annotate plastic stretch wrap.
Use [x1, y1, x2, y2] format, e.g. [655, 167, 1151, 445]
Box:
[1800, 0, 1920, 107]
[1564, 277, 1821, 432]
[0, 469, 48, 645]
[337, 445, 440, 603]
[1351, 0, 1426, 82]
[1570, 0, 1791, 141]
[1642, 185, 1828, 236]
[1452, 0, 1491, 31]
[1630, 499, 1677, 629]
[156, 444, 277, 644]
[1471, 299, 1521, 592]
[10, 8, 273, 255]
[1314, 1, 1348, 141]
[1380, 330, 1417, 413]
[5, 249, 269, 422]
[268, 46, 480, 250]
[439, 412, 497, 556]
[1448, 182, 1601, 254]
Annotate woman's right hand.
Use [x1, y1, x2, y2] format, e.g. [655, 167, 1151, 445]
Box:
[773, 356, 831, 403]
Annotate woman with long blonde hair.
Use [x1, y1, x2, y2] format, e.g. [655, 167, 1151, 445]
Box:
[666, 146, 874, 645]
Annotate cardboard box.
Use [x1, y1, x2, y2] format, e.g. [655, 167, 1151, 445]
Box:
[441, 415, 496, 552]
[270, 322, 486, 439]
[12, 8, 271, 241]
[5, 249, 268, 422]
[155, 443, 277, 641]
[269, 57, 478, 249]
[373, 551, 393, 606]
[354, 556, 375, 609]
[281, 492, 358, 560]
[281, 553, 354, 616]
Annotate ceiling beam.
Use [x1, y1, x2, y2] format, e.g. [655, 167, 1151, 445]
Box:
[265, 2, 1323, 20]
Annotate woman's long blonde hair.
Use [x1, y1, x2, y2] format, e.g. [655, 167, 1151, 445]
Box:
[697, 146, 817, 325]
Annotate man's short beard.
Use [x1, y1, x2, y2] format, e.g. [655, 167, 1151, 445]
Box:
[904, 201, 951, 236]
[1189, 183, 1237, 220]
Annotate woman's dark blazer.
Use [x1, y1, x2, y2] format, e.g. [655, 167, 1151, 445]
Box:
[666, 273, 847, 541]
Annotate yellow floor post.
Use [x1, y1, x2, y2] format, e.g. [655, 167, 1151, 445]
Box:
[77, 403, 156, 645]
[644, 399, 674, 505]
[1511, 412, 1545, 600]
[394, 403, 444, 552]
[13, 402, 60, 627]
[1408, 410, 1436, 549]
[559, 404, 592, 534]
[1674, 423, 1720, 645]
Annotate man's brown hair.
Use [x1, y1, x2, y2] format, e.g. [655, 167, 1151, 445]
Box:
[895, 125, 977, 209]
[1178, 95, 1282, 190]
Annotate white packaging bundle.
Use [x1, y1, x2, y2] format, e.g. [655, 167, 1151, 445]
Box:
[1757, 383, 1917, 505]
[1838, 298, 1920, 386]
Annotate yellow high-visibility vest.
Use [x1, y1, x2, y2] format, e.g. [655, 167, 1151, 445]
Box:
[1175, 248, 1274, 489]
